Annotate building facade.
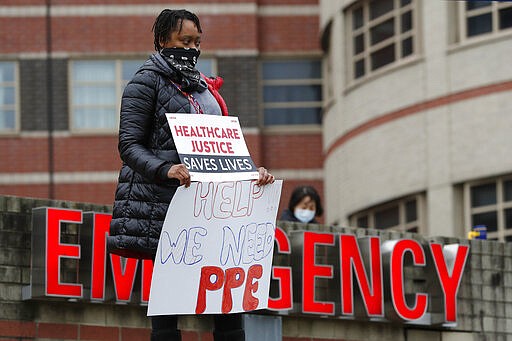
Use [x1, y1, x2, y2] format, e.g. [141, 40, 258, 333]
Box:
[0, 0, 324, 222]
[320, 0, 512, 239]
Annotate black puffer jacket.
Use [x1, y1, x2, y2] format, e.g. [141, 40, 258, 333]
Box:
[107, 53, 226, 259]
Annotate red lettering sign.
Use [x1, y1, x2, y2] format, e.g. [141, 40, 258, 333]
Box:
[340, 235, 383, 317]
[430, 243, 469, 323]
[28, 207, 471, 326]
[302, 231, 335, 315]
[46, 208, 83, 298]
[90, 213, 110, 300]
[141, 259, 153, 303]
[110, 255, 139, 302]
[389, 239, 428, 321]
[268, 227, 292, 311]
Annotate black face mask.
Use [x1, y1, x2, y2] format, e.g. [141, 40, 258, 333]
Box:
[161, 47, 200, 66]
[160, 47, 206, 93]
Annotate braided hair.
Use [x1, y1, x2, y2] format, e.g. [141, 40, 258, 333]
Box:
[152, 9, 202, 51]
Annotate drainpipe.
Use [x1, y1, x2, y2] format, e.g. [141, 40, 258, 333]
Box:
[46, 0, 54, 199]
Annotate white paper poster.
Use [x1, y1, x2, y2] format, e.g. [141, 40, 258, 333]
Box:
[166, 114, 259, 182]
[148, 180, 283, 316]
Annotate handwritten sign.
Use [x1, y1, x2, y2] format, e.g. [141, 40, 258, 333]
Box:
[147, 180, 283, 316]
[166, 114, 259, 182]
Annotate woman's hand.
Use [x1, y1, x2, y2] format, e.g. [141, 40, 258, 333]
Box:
[167, 164, 191, 187]
[257, 167, 275, 186]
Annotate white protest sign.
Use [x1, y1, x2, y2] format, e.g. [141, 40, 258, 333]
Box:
[148, 180, 283, 316]
[166, 114, 259, 182]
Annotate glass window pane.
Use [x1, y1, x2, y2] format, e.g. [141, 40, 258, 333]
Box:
[355, 60, 365, 79]
[401, 11, 412, 33]
[402, 37, 413, 57]
[370, 18, 395, 45]
[0, 87, 15, 105]
[0, 62, 16, 130]
[357, 215, 368, 228]
[374, 206, 399, 229]
[467, 1, 492, 10]
[0, 62, 15, 82]
[370, 0, 394, 20]
[74, 108, 117, 129]
[504, 180, 512, 202]
[505, 235, 512, 242]
[405, 200, 417, 222]
[263, 85, 321, 102]
[499, 7, 512, 30]
[471, 183, 496, 207]
[371, 44, 395, 70]
[264, 107, 321, 125]
[472, 211, 497, 232]
[73, 61, 115, 82]
[262, 61, 321, 80]
[467, 13, 493, 37]
[122, 60, 143, 81]
[505, 209, 512, 229]
[73, 86, 116, 105]
[353, 7, 364, 30]
[0, 110, 15, 129]
[401, 0, 411, 6]
[354, 34, 365, 55]
[196, 58, 214, 76]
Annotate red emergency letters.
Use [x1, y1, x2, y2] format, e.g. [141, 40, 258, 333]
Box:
[29, 208, 470, 325]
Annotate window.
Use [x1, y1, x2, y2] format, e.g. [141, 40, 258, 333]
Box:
[70, 60, 143, 131]
[349, 194, 424, 233]
[346, 0, 417, 81]
[70, 58, 216, 131]
[0, 62, 17, 132]
[196, 58, 216, 76]
[261, 59, 322, 126]
[461, 1, 512, 39]
[464, 176, 512, 241]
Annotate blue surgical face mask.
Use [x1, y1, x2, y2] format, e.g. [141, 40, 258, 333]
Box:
[294, 209, 315, 223]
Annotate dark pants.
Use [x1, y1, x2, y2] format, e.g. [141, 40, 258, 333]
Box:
[150, 314, 245, 341]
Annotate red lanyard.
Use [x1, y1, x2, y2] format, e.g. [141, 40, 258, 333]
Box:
[170, 81, 204, 115]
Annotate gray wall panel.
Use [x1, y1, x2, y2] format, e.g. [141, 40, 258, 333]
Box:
[20, 59, 68, 131]
[217, 57, 259, 128]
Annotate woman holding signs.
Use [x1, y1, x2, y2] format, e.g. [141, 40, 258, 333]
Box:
[107, 9, 274, 341]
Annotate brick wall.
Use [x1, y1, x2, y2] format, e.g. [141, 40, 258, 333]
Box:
[0, 195, 511, 340]
[1, 1, 325, 254]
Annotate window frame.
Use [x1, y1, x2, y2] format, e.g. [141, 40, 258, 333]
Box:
[0, 61, 20, 135]
[464, 175, 512, 241]
[349, 193, 425, 234]
[345, 0, 419, 85]
[260, 57, 323, 129]
[457, 1, 512, 42]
